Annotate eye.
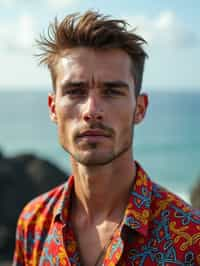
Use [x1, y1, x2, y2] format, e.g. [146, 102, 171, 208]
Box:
[64, 87, 86, 97]
[67, 88, 84, 94]
[104, 88, 124, 96]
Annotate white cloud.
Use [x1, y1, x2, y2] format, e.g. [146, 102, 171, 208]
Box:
[47, 0, 79, 9]
[155, 11, 174, 30]
[0, 14, 36, 53]
[127, 11, 199, 49]
[0, 0, 16, 7]
[0, 53, 50, 88]
[16, 15, 35, 49]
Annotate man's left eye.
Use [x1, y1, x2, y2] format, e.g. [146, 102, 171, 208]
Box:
[104, 88, 123, 96]
[66, 88, 86, 95]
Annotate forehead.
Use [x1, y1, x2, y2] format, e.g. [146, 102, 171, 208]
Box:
[55, 47, 134, 85]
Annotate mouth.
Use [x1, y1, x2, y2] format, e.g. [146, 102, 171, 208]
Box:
[77, 130, 111, 141]
[79, 130, 110, 137]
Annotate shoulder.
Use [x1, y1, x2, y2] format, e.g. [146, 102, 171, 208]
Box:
[150, 181, 200, 222]
[16, 181, 67, 230]
[13, 179, 73, 263]
[150, 181, 200, 259]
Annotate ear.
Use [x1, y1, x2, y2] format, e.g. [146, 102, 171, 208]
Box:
[133, 93, 149, 124]
[48, 93, 57, 123]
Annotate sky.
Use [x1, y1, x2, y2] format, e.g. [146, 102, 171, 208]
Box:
[0, 0, 200, 92]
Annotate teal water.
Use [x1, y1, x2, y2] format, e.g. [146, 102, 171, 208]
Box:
[0, 90, 200, 202]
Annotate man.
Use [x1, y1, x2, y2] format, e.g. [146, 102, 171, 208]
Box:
[13, 11, 200, 266]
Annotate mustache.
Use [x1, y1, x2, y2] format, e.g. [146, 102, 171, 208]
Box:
[75, 122, 114, 137]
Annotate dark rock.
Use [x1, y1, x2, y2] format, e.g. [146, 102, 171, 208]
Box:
[0, 150, 3, 159]
[190, 177, 200, 209]
[0, 153, 68, 261]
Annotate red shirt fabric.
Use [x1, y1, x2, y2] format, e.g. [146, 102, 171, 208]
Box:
[13, 161, 200, 265]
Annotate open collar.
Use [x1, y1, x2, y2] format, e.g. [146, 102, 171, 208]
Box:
[123, 161, 152, 236]
[53, 161, 153, 237]
[53, 175, 74, 224]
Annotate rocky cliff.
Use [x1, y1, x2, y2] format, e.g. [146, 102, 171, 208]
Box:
[0, 152, 67, 262]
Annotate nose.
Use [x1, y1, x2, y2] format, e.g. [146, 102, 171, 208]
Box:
[82, 92, 103, 122]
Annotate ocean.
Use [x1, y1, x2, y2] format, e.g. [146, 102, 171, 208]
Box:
[0, 90, 200, 203]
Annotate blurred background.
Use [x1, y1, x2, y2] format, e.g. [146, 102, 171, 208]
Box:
[0, 0, 200, 263]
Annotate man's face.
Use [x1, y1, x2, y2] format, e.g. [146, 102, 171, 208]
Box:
[48, 47, 147, 166]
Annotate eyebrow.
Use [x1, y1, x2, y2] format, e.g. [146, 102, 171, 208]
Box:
[102, 80, 130, 90]
[61, 81, 87, 89]
[60, 80, 130, 90]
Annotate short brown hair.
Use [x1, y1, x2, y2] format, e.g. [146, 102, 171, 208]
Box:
[36, 10, 148, 95]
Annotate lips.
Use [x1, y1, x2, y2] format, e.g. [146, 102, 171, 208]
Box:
[78, 130, 110, 138]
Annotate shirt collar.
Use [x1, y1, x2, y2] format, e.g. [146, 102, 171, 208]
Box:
[53, 161, 153, 237]
[123, 161, 152, 236]
[53, 175, 74, 224]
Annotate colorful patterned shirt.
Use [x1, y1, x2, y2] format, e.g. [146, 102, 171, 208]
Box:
[13, 161, 200, 265]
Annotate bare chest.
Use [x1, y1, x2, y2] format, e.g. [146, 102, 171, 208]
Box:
[75, 224, 119, 266]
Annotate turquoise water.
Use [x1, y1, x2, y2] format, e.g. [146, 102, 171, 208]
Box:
[1, 90, 200, 202]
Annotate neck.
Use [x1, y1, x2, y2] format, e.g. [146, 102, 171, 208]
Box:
[70, 149, 136, 225]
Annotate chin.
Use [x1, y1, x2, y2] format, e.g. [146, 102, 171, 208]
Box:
[72, 148, 129, 166]
[75, 158, 115, 166]
[66, 141, 132, 166]
[71, 150, 116, 166]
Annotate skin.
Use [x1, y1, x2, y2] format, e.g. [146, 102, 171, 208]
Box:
[48, 47, 148, 266]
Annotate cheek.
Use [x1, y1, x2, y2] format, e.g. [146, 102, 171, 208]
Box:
[56, 98, 80, 122]
[117, 106, 134, 127]
[114, 107, 134, 138]
[56, 101, 78, 140]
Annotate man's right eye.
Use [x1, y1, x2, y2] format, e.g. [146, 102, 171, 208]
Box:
[65, 88, 86, 96]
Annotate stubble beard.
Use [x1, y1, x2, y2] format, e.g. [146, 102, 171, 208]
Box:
[66, 126, 135, 166]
